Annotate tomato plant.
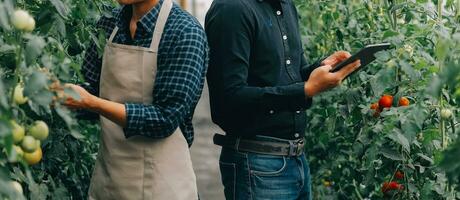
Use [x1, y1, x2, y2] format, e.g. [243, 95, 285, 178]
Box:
[296, 0, 460, 199]
[0, 0, 112, 199]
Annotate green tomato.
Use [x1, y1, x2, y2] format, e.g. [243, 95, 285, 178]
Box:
[21, 136, 38, 153]
[10, 181, 23, 194]
[441, 109, 453, 120]
[29, 121, 49, 141]
[10, 120, 25, 144]
[24, 15, 35, 32]
[13, 145, 24, 157]
[11, 10, 31, 31]
[13, 84, 28, 105]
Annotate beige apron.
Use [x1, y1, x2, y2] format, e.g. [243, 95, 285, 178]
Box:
[88, 0, 197, 199]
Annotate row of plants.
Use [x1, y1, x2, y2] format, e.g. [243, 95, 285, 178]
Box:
[296, 0, 460, 199]
[0, 0, 113, 199]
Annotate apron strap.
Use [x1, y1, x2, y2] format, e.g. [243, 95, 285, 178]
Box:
[108, 26, 119, 44]
[150, 0, 173, 52]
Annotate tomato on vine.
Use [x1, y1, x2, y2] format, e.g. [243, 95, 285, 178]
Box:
[11, 10, 35, 32]
[13, 84, 28, 105]
[21, 136, 39, 153]
[381, 181, 404, 193]
[394, 171, 404, 180]
[379, 95, 393, 108]
[10, 121, 25, 144]
[23, 147, 42, 165]
[441, 109, 453, 120]
[398, 97, 410, 107]
[29, 121, 49, 141]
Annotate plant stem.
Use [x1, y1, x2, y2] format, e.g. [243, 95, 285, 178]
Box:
[436, 0, 448, 150]
[11, 33, 23, 104]
[438, 0, 443, 23]
[353, 179, 364, 200]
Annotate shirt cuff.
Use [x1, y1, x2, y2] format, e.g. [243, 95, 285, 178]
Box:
[291, 82, 312, 109]
[123, 103, 144, 138]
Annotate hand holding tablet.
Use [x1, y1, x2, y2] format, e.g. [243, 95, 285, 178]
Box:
[330, 43, 392, 77]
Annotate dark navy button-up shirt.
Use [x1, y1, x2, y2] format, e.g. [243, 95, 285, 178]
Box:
[205, 0, 321, 139]
[81, 0, 208, 146]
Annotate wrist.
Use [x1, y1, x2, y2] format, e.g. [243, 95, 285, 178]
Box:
[304, 81, 316, 98]
[86, 95, 100, 111]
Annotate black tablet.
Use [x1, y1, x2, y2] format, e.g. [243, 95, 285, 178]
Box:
[330, 43, 392, 75]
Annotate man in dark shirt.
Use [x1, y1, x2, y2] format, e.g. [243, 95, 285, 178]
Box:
[205, 0, 360, 199]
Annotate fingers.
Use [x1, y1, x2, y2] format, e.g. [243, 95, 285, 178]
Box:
[318, 65, 333, 72]
[334, 50, 351, 60]
[337, 60, 361, 79]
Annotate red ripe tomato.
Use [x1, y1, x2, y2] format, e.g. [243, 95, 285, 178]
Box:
[381, 182, 390, 193]
[379, 95, 393, 108]
[381, 181, 402, 193]
[370, 103, 381, 117]
[370, 103, 379, 110]
[395, 171, 404, 180]
[398, 97, 410, 107]
[388, 181, 399, 190]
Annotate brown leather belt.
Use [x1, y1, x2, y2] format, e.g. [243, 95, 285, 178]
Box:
[213, 134, 305, 157]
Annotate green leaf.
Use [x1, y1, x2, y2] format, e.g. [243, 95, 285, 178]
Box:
[388, 131, 410, 153]
[370, 68, 395, 95]
[0, 79, 8, 108]
[417, 153, 434, 165]
[383, 30, 399, 39]
[50, 0, 70, 19]
[0, 3, 11, 30]
[24, 71, 48, 97]
[25, 36, 46, 65]
[64, 87, 81, 101]
[0, 44, 15, 53]
[380, 147, 403, 161]
[435, 39, 449, 62]
[400, 60, 420, 80]
[54, 106, 73, 126]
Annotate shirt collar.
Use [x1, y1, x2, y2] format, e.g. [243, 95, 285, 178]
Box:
[115, 0, 165, 34]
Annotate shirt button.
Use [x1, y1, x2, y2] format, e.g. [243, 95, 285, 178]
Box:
[269, 110, 275, 114]
[286, 60, 291, 65]
[283, 35, 288, 40]
[295, 133, 300, 138]
[296, 110, 301, 114]
[276, 11, 282, 16]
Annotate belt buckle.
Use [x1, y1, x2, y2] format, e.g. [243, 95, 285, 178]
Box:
[295, 140, 304, 156]
[288, 141, 303, 157]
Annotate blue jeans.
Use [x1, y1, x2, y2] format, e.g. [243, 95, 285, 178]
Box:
[219, 136, 312, 200]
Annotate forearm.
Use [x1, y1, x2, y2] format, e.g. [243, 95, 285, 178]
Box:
[89, 97, 126, 127]
[223, 82, 311, 111]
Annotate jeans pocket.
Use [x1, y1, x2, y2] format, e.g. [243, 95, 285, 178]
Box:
[248, 154, 287, 176]
[219, 161, 237, 200]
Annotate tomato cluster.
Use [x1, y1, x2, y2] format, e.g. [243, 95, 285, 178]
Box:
[370, 95, 410, 117]
[381, 171, 405, 195]
[10, 119, 48, 165]
[381, 181, 404, 194]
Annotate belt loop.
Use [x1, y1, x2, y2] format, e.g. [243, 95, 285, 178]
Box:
[235, 138, 241, 152]
[288, 141, 295, 157]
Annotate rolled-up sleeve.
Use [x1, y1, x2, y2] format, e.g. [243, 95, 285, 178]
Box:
[123, 25, 208, 138]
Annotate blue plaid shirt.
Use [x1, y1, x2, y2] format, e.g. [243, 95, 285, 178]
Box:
[81, 0, 208, 146]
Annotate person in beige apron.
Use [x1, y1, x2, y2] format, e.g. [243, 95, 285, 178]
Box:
[65, 0, 198, 199]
